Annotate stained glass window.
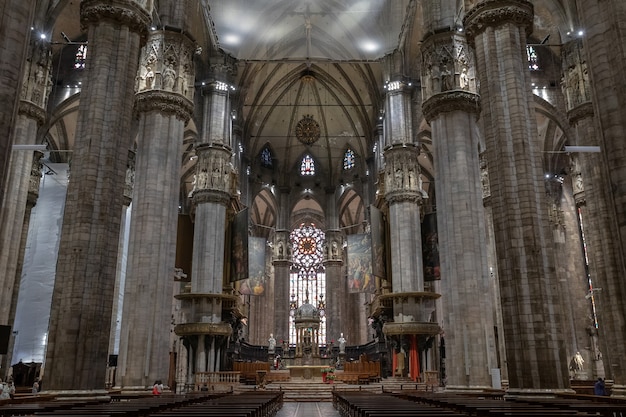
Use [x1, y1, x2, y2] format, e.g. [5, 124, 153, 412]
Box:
[343, 148, 355, 170]
[300, 154, 315, 176]
[74, 45, 87, 70]
[289, 223, 326, 345]
[261, 147, 272, 167]
[527, 46, 539, 71]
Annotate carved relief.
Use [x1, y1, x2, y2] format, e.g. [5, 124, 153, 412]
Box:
[421, 32, 477, 101]
[191, 145, 233, 202]
[383, 145, 423, 204]
[21, 39, 53, 114]
[137, 31, 196, 101]
[562, 40, 590, 111]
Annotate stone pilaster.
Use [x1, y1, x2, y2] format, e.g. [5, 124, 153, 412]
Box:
[574, 0, 626, 392]
[45, 0, 150, 391]
[464, 0, 569, 392]
[0, 37, 50, 338]
[0, 0, 36, 204]
[118, 28, 195, 389]
[422, 29, 496, 389]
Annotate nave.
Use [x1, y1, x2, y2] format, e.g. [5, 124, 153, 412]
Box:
[275, 402, 339, 417]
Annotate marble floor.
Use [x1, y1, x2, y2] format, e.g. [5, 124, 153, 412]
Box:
[275, 402, 340, 417]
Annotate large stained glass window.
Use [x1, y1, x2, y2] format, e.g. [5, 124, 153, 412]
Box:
[300, 154, 315, 176]
[74, 45, 87, 70]
[526, 45, 539, 71]
[289, 223, 326, 344]
[343, 148, 355, 170]
[261, 146, 273, 167]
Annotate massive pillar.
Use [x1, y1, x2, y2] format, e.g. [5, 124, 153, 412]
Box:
[421, 29, 496, 390]
[576, 0, 626, 393]
[45, 0, 150, 390]
[174, 61, 237, 376]
[0, 36, 51, 373]
[118, 25, 195, 389]
[0, 0, 36, 205]
[464, 0, 569, 392]
[379, 52, 440, 380]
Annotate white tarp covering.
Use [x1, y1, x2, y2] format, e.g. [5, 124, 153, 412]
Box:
[12, 162, 68, 364]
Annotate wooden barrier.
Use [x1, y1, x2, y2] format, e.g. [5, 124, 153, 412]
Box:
[195, 372, 241, 390]
[337, 360, 380, 384]
[233, 361, 270, 385]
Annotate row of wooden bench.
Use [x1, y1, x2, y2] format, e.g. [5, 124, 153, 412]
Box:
[401, 391, 626, 417]
[333, 391, 466, 417]
[0, 391, 283, 417]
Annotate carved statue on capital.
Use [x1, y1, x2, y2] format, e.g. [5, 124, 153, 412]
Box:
[562, 40, 590, 111]
[136, 31, 196, 101]
[190, 145, 233, 202]
[20, 37, 53, 120]
[480, 154, 491, 199]
[421, 32, 477, 101]
[273, 231, 291, 262]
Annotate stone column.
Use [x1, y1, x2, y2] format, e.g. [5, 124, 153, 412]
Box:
[563, 38, 613, 382]
[45, 0, 150, 390]
[464, 0, 569, 392]
[272, 228, 291, 344]
[421, 29, 496, 391]
[0, 36, 51, 373]
[174, 70, 237, 374]
[576, 0, 626, 393]
[0, 0, 36, 202]
[324, 229, 344, 343]
[118, 28, 195, 389]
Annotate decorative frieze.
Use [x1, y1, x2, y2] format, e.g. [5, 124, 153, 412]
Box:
[422, 90, 480, 122]
[463, 0, 534, 42]
[80, 0, 151, 38]
[567, 102, 594, 125]
[134, 90, 194, 122]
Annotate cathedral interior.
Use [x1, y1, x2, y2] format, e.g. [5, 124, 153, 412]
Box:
[1, 0, 626, 400]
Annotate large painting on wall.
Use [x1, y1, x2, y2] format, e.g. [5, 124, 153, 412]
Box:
[238, 236, 267, 295]
[231, 207, 249, 282]
[370, 205, 386, 280]
[422, 212, 440, 281]
[347, 233, 375, 293]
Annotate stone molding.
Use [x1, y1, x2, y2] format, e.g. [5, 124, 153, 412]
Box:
[567, 101, 594, 125]
[174, 322, 233, 336]
[463, 0, 534, 42]
[135, 90, 194, 122]
[422, 90, 480, 122]
[382, 321, 441, 336]
[18, 100, 46, 126]
[192, 189, 231, 206]
[81, 0, 151, 38]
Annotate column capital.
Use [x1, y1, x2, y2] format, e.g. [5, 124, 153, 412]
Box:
[81, 0, 151, 39]
[18, 101, 46, 126]
[463, 0, 533, 42]
[382, 144, 426, 205]
[567, 101, 594, 125]
[189, 144, 234, 203]
[135, 90, 194, 122]
[422, 90, 480, 122]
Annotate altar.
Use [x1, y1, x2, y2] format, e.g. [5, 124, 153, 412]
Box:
[287, 365, 327, 380]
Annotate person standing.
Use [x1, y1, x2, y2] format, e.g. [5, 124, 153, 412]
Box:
[594, 377, 607, 396]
